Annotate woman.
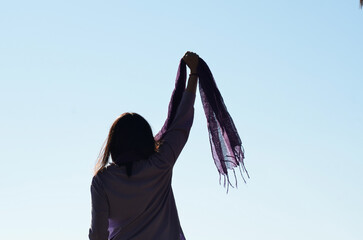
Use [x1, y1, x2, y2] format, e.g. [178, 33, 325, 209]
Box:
[89, 51, 199, 240]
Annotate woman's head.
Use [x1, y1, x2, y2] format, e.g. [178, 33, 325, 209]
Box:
[94, 112, 158, 176]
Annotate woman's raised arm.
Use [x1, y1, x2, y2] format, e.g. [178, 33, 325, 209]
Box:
[183, 51, 199, 94]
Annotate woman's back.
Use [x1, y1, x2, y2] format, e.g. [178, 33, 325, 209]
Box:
[92, 158, 179, 240]
[89, 91, 196, 240]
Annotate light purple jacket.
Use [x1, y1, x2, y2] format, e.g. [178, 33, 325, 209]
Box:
[89, 91, 195, 240]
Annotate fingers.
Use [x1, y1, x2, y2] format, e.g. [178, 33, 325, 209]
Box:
[183, 51, 199, 73]
[183, 51, 199, 60]
[183, 51, 199, 69]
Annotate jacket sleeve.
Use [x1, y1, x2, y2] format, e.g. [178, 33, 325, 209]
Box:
[153, 91, 196, 167]
[89, 175, 109, 240]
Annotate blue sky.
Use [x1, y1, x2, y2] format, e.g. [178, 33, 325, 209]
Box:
[0, 1, 362, 239]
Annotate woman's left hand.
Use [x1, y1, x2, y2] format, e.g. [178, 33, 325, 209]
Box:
[183, 51, 199, 74]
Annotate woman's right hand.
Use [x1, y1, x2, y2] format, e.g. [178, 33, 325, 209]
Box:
[183, 51, 199, 74]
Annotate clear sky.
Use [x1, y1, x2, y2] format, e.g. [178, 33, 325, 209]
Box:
[0, 1, 362, 239]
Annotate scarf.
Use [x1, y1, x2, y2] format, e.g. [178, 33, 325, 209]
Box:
[155, 58, 249, 190]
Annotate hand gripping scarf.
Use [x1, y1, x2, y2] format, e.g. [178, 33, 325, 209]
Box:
[155, 58, 249, 190]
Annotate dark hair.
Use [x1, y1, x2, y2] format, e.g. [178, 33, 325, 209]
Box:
[94, 113, 159, 176]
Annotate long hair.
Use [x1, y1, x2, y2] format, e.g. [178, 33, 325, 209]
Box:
[361, 0, 363, 8]
[94, 113, 159, 176]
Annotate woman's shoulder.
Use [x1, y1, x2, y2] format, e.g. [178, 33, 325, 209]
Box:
[92, 164, 115, 181]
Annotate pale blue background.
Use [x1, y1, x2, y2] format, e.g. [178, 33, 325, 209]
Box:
[0, 1, 362, 239]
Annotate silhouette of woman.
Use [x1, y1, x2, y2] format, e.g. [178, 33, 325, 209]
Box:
[89, 51, 199, 240]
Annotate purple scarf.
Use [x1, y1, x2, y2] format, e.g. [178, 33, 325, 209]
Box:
[155, 58, 249, 189]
